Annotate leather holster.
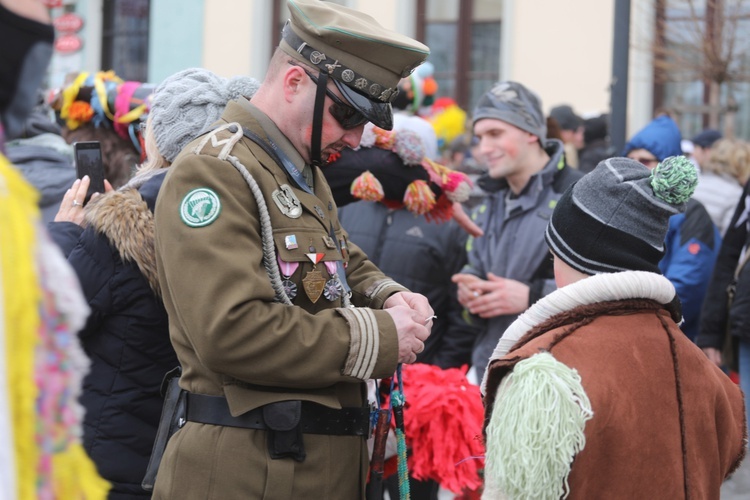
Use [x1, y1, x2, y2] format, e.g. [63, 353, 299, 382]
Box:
[141, 366, 186, 491]
[263, 400, 306, 462]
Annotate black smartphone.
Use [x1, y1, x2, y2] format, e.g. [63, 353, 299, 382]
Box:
[73, 141, 106, 204]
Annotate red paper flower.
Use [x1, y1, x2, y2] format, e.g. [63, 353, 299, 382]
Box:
[67, 101, 94, 123]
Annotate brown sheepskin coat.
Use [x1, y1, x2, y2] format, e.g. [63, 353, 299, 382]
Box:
[484, 298, 746, 499]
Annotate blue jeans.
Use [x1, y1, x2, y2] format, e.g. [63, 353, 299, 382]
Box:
[740, 339, 750, 441]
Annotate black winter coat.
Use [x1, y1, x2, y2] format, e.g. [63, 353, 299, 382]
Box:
[48, 170, 176, 499]
[698, 181, 750, 349]
[338, 201, 479, 369]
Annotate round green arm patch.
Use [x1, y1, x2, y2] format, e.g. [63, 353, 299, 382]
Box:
[180, 188, 222, 227]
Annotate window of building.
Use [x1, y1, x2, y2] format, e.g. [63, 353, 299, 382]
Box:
[655, 0, 750, 139]
[418, 0, 502, 112]
[101, 0, 150, 82]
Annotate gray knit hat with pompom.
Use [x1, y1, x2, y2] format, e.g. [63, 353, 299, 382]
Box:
[150, 68, 260, 162]
[545, 156, 698, 275]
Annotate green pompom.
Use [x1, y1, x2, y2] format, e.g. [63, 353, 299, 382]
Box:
[650, 156, 698, 205]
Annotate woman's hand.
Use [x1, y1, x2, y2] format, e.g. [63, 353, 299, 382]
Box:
[54, 176, 113, 225]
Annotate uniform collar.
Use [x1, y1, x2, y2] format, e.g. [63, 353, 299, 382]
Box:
[234, 98, 308, 177]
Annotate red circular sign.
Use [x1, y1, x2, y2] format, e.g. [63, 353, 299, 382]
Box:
[54, 34, 83, 54]
[54, 13, 84, 33]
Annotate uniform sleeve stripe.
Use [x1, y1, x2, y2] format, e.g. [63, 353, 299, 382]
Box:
[338, 308, 380, 379]
[351, 309, 377, 379]
[367, 279, 402, 299]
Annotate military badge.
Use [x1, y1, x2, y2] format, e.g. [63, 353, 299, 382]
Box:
[323, 236, 337, 249]
[180, 188, 221, 227]
[272, 184, 302, 219]
[302, 269, 326, 304]
[323, 278, 342, 301]
[354, 78, 368, 90]
[282, 279, 298, 301]
[306, 253, 325, 265]
[325, 60, 341, 74]
[277, 256, 299, 301]
[310, 51, 326, 64]
[380, 88, 397, 103]
[285, 235, 299, 250]
[340, 238, 349, 261]
[323, 262, 342, 301]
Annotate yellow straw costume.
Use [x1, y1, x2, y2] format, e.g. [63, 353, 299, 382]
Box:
[0, 153, 109, 499]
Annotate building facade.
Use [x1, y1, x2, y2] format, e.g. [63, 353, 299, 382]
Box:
[48, 0, 750, 141]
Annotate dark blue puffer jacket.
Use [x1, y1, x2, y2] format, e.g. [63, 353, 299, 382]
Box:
[659, 199, 721, 340]
[623, 115, 720, 341]
[48, 170, 176, 499]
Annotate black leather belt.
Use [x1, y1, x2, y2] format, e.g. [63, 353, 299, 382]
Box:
[185, 393, 371, 437]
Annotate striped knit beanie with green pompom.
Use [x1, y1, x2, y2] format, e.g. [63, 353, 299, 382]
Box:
[545, 156, 697, 275]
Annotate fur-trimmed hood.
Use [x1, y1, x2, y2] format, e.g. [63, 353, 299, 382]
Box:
[83, 179, 160, 296]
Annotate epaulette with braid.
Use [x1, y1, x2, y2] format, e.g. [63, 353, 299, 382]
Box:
[193, 123, 244, 159]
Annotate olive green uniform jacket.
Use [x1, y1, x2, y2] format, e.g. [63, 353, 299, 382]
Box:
[152, 99, 405, 499]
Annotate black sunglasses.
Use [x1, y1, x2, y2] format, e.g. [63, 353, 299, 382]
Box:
[295, 66, 368, 130]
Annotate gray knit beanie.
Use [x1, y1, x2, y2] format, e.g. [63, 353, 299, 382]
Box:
[472, 81, 547, 143]
[545, 156, 698, 275]
[150, 68, 261, 162]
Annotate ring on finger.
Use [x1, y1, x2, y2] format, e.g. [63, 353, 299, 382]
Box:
[472, 290, 480, 297]
[72, 200, 82, 207]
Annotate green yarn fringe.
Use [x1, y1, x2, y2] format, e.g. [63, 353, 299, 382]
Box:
[650, 155, 698, 205]
[484, 352, 594, 500]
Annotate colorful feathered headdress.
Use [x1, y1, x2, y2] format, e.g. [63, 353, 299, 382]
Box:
[324, 123, 472, 222]
[50, 70, 155, 158]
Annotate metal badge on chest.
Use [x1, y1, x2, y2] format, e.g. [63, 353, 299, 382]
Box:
[272, 184, 302, 219]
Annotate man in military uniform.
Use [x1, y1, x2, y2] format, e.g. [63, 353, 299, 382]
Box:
[152, 1, 433, 498]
